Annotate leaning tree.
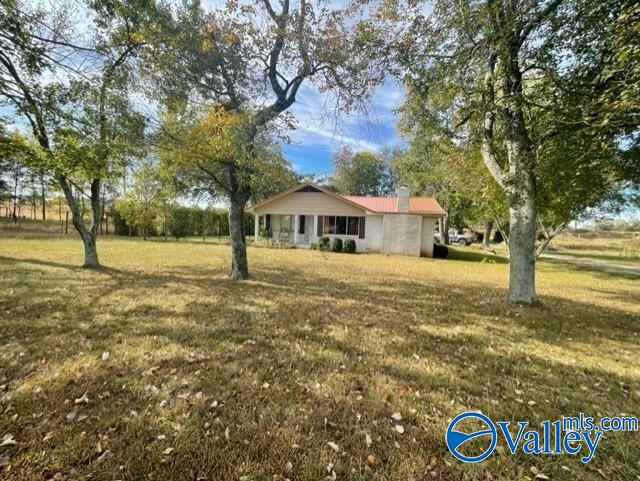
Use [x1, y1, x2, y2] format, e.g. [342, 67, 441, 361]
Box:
[138, 0, 383, 279]
[0, 0, 145, 266]
[373, 0, 640, 303]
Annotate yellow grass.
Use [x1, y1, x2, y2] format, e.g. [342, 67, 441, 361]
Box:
[0, 233, 638, 480]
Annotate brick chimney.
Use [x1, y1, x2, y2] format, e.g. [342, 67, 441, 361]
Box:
[396, 185, 410, 213]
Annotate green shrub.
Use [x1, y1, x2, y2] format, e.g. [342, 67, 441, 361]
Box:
[343, 239, 356, 253]
[317, 236, 330, 251]
[332, 237, 343, 252]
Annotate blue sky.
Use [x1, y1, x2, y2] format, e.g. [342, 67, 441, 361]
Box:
[283, 77, 406, 175]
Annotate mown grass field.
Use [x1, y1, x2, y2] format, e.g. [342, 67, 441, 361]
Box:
[1, 233, 639, 481]
[549, 235, 640, 266]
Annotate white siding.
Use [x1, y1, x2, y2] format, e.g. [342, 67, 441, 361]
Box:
[365, 215, 383, 252]
[253, 192, 366, 216]
[420, 217, 436, 257]
[382, 214, 422, 256]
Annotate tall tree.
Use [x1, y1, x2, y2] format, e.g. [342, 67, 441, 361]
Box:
[0, 0, 145, 266]
[140, 0, 382, 279]
[331, 148, 393, 195]
[115, 158, 167, 240]
[156, 106, 297, 241]
[376, 0, 640, 303]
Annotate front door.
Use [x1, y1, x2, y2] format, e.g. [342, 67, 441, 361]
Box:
[297, 215, 308, 244]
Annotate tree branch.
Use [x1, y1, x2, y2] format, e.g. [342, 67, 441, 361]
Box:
[518, 0, 565, 47]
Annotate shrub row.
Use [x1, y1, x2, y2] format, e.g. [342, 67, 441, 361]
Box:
[315, 236, 357, 253]
[112, 204, 255, 240]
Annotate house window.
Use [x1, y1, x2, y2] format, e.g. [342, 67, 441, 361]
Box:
[281, 215, 292, 232]
[347, 217, 359, 236]
[298, 215, 305, 234]
[323, 216, 336, 235]
[320, 216, 363, 236]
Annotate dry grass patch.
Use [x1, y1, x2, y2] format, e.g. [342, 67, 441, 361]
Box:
[0, 233, 639, 481]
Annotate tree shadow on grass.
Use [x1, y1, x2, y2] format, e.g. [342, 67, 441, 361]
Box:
[446, 246, 509, 264]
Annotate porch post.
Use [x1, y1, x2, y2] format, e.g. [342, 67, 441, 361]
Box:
[313, 215, 318, 245]
[254, 213, 259, 242]
[293, 214, 299, 246]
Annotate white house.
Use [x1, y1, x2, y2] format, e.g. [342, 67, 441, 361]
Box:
[247, 183, 446, 257]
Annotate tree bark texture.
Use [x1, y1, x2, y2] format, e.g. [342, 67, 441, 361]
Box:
[482, 220, 493, 250]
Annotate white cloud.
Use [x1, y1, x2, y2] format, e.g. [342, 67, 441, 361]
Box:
[288, 76, 405, 154]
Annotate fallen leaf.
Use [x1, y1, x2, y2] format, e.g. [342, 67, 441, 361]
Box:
[66, 410, 77, 421]
[391, 412, 402, 421]
[283, 461, 294, 477]
[162, 447, 174, 455]
[75, 392, 89, 404]
[0, 434, 16, 447]
[327, 441, 339, 452]
[365, 432, 372, 447]
[395, 424, 405, 434]
[101, 351, 110, 361]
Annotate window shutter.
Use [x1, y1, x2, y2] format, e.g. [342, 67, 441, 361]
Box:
[265, 214, 271, 231]
[359, 217, 366, 239]
[317, 216, 323, 236]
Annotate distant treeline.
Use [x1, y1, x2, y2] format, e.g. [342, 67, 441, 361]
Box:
[112, 205, 254, 240]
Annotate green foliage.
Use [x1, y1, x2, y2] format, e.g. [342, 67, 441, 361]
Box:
[331, 147, 395, 195]
[114, 159, 168, 239]
[331, 238, 343, 253]
[161, 205, 232, 240]
[343, 239, 356, 253]
[317, 236, 330, 251]
[166, 205, 192, 240]
[155, 107, 298, 205]
[112, 207, 137, 236]
[385, 0, 639, 242]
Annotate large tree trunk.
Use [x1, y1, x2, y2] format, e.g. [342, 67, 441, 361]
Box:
[482, 220, 493, 250]
[506, 183, 537, 304]
[81, 230, 99, 267]
[58, 175, 101, 267]
[441, 215, 450, 244]
[502, 47, 538, 304]
[228, 196, 249, 280]
[226, 161, 251, 280]
[480, 38, 539, 305]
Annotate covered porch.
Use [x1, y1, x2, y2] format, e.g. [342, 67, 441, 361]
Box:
[253, 213, 316, 247]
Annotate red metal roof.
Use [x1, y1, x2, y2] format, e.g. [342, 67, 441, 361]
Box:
[342, 195, 446, 216]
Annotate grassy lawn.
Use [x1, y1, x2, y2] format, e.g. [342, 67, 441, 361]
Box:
[548, 235, 640, 267]
[1, 234, 639, 480]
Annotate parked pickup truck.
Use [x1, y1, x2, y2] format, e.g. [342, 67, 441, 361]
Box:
[438, 229, 478, 246]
